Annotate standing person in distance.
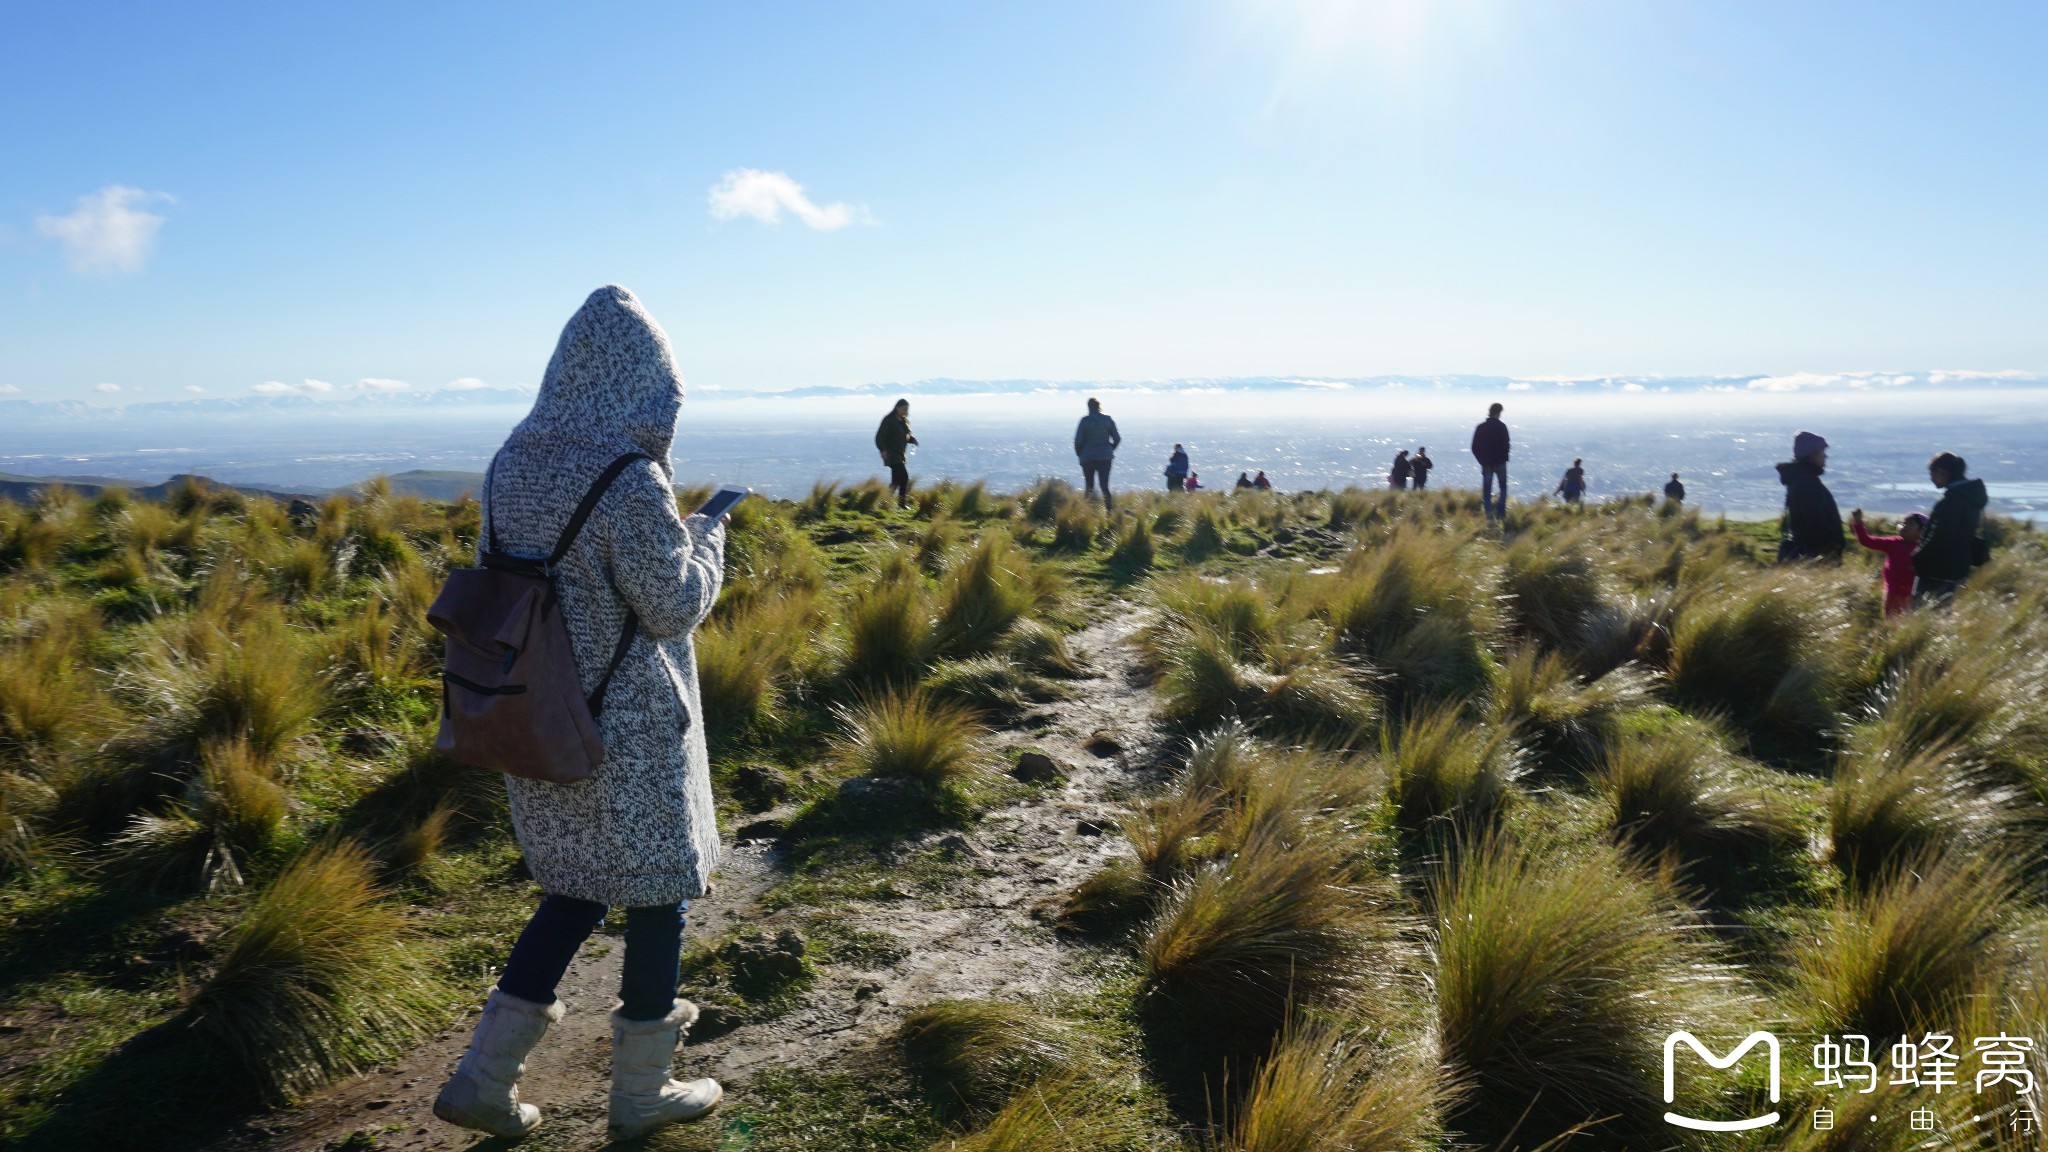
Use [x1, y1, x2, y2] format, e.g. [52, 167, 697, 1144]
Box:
[433, 286, 727, 1142]
[1664, 473, 1685, 505]
[1776, 430, 1846, 563]
[1389, 449, 1411, 490]
[1471, 402, 1511, 521]
[1911, 450, 1988, 604]
[1554, 458, 1587, 506]
[874, 399, 919, 508]
[1409, 446, 1434, 490]
[1074, 397, 1121, 510]
[1165, 443, 1190, 492]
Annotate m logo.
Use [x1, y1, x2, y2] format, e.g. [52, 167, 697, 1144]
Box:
[1663, 1031, 1782, 1132]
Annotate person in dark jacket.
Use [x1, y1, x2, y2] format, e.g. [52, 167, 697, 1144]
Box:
[874, 399, 919, 506]
[1471, 403, 1510, 521]
[1410, 447, 1433, 490]
[1234, 472, 1253, 491]
[1664, 473, 1685, 504]
[1911, 451, 1987, 604]
[1776, 430, 1845, 563]
[1073, 397, 1121, 510]
[1554, 458, 1587, 505]
[1165, 443, 1190, 492]
[1389, 450, 1411, 490]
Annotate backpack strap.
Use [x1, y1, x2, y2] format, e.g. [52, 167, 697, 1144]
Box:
[587, 608, 638, 719]
[550, 452, 654, 567]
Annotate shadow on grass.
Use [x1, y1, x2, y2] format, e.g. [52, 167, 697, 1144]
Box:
[11, 1018, 261, 1152]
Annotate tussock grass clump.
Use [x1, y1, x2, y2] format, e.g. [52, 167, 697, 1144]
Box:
[1484, 648, 1646, 776]
[697, 589, 816, 735]
[0, 599, 107, 758]
[1433, 835, 1728, 1147]
[1500, 534, 1610, 658]
[1597, 725, 1798, 871]
[1106, 517, 1155, 577]
[1157, 628, 1375, 745]
[841, 574, 936, 689]
[1320, 530, 1492, 704]
[1384, 708, 1521, 844]
[1827, 741, 2015, 890]
[898, 999, 1087, 1121]
[1790, 852, 2020, 1040]
[928, 1075, 1147, 1152]
[110, 737, 288, 891]
[934, 536, 1037, 656]
[999, 618, 1086, 679]
[829, 691, 991, 793]
[185, 841, 440, 1100]
[123, 607, 326, 769]
[1141, 831, 1389, 1047]
[1666, 576, 1846, 741]
[1221, 1021, 1449, 1152]
[1181, 507, 1227, 558]
[385, 804, 456, 878]
[924, 656, 1071, 720]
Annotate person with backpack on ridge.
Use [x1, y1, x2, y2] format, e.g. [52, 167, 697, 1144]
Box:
[874, 398, 919, 507]
[433, 286, 729, 1143]
[1776, 430, 1845, 563]
[1165, 443, 1190, 492]
[1911, 450, 1988, 604]
[1471, 402, 1510, 521]
[1554, 458, 1587, 506]
[1074, 397, 1121, 510]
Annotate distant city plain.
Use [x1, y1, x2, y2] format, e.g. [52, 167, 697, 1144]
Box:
[5, 387, 2044, 522]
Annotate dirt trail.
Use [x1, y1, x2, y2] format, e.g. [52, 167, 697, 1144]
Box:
[235, 605, 1165, 1152]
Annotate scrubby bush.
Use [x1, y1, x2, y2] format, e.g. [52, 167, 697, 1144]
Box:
[185, 841, 439, 1100]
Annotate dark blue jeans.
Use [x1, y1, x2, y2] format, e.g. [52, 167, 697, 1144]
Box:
[497, 894, 687, 1021]
[1481, 465, 1508, 520]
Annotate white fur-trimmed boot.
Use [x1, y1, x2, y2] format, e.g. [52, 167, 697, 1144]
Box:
[607, 1000, 723, 1140]
[432, 988, 563, 1138]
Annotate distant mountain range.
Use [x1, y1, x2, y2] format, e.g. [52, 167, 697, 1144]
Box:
[0, 470, 485, 504]
[5, 371, 2045, 422]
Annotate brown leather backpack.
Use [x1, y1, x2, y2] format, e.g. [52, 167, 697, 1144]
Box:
[427, 452, 649, 783]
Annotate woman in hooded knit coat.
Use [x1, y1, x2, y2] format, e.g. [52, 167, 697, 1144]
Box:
[434, 286, 728, 1142]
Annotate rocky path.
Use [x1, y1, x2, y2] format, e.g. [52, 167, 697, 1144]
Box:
[235, 604, 1165, 1152]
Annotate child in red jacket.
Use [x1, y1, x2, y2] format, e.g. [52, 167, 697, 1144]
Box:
[1851, 508, 1925, 618]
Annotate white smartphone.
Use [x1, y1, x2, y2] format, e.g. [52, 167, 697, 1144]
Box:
[693, 485, 751, 520]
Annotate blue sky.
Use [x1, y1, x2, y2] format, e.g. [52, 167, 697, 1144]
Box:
[3, 1, 2044, 402]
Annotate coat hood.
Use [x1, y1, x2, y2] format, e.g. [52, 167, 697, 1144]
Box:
[1777, 459, 1822, 485]
[1943, 476, 1988, 512]
[509, 285, 683, 470]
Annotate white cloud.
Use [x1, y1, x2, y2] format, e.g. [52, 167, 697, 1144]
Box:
[354, 377, 409, 392]
[444, 377, 488, 390]
[0, 384, 21, 395]
[185, 385, 205, 394]
[708, 169, 872, 231]
[94, 382, 122, 393]
[252, 378, 333, 396]
[36, 185, 173, 274]
[1506, 382, 1532, 391]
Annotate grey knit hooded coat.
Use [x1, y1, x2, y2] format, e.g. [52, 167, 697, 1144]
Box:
[481, 285, 726, 907]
